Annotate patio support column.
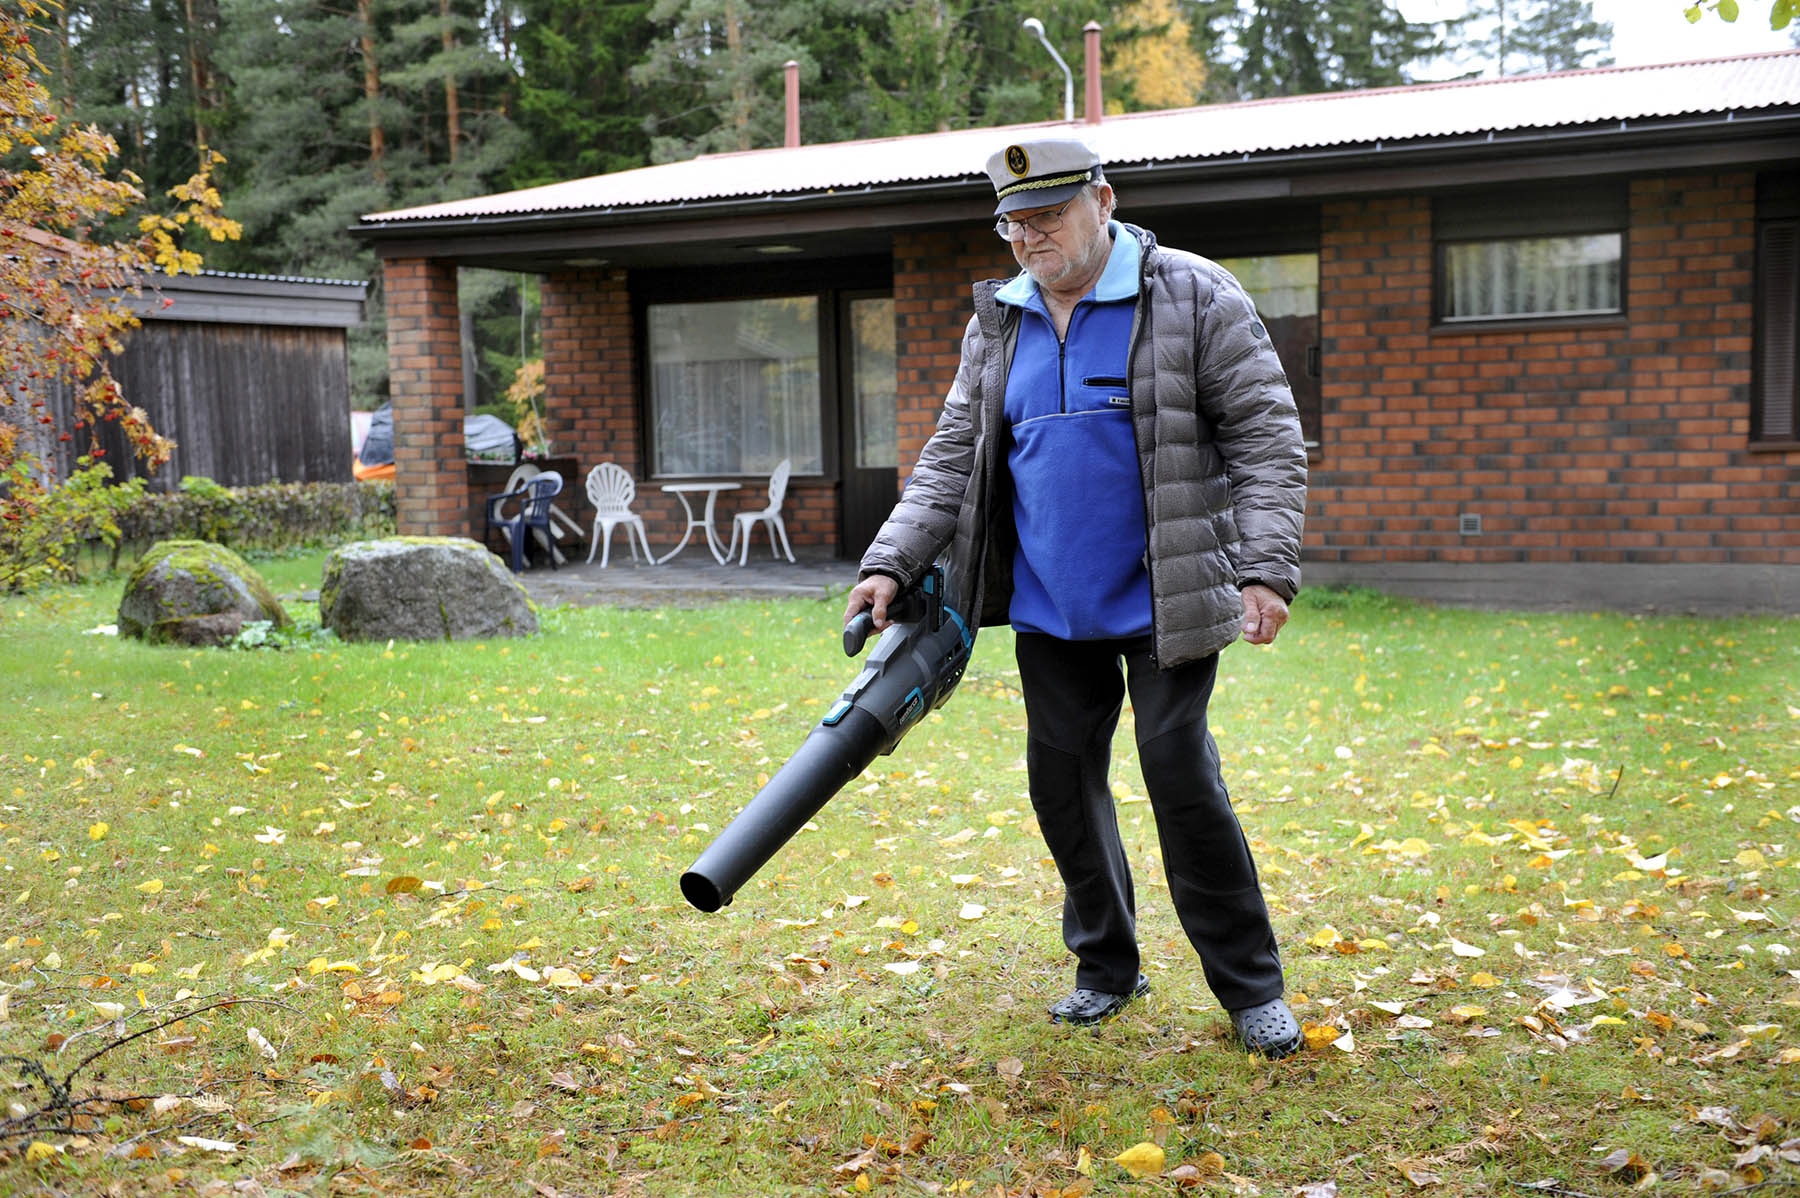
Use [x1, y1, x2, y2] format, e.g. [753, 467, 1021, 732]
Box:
[383, 257, 469, 535]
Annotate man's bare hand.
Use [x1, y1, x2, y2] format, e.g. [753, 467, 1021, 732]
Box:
[844, 574, 901, 631]
[1240, 584, 1289, 645]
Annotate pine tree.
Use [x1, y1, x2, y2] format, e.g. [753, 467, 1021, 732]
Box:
[209, 0, 523, 400]
[853, 0, 978, 136]
[1231, 0, 1449, 99]
[981, 2, 1157, 126]
[631, 0, 809, 161]
[1479, 0, 1613, 75]
[509, 0, 656, 185]
[1185, 0, 1246, 103]
[29, 0, 219, 205]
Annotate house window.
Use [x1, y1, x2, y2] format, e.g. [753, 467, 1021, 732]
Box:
[1441, 235, 1622, 322]
[646, 296, 824, 476]
[1754, 172, 1798, 446]
[1434, 183, 1625, 325]
[848, 296, 897, 469]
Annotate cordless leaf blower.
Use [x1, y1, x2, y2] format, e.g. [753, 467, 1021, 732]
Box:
[679, 564, 974, 912]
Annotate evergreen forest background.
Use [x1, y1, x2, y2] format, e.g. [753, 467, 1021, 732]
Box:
[35, 0, 1633, 412]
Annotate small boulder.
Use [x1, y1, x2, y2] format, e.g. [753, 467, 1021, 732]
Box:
[118, 540, 290, 647]
[320, 537, 538, 642]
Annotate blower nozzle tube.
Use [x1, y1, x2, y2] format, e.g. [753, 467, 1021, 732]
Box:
[678, 705, 886, 912]
[679, 564, 972, 912]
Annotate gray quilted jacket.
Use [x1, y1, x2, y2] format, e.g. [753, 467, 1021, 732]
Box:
[860, 222, 1307, 668]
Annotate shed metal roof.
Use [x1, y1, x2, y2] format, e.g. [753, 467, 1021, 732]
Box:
[364, 50, 1800, 225]
[122, 271, 369, 328]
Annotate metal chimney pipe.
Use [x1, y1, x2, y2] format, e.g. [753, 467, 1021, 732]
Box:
[783, 60, 800, 147]
[1084, 22, 1102, 124]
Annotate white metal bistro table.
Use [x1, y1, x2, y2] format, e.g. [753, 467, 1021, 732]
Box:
[657, 481, 741, 564]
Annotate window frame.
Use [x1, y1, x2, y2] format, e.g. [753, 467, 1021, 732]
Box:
[1431, 182, 1629, 331]
[1752, 171, 1799, 450]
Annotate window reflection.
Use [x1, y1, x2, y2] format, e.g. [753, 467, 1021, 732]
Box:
[648, 297, 823, 476]
[850, 297, 897, 470]
[1217, 252, 1321, 448]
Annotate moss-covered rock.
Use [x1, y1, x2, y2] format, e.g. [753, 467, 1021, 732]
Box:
[118, 540, 290, 646]
[320, 536, 538, 642]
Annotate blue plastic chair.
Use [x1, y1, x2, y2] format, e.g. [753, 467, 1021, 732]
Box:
[485, 471, 563, 572]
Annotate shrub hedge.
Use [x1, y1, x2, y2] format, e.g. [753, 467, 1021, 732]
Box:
[116, 476, 397, 557]
[2, 464, 397, 590]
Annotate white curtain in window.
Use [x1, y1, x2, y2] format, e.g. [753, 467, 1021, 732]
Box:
[648, 297, 823, 476]
[1444, 234, 1621, 322]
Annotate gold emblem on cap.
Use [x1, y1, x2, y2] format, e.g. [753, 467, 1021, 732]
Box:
[1005, 145, 1029, 178]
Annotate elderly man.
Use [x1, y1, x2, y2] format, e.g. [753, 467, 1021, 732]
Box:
[843, 137, 1307, 1057]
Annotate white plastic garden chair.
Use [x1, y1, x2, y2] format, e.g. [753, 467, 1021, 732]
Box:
[726, 458, 796, 566]
[584, 462, 655, 567]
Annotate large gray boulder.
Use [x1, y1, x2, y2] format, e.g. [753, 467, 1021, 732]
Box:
[118, 540, 291, 647]
[320, 537, 538, 641]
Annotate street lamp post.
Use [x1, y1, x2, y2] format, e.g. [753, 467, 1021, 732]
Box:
[1022, 17, 1073, 122]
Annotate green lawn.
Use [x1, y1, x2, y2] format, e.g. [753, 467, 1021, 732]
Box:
[2, 553, 1796, 1196]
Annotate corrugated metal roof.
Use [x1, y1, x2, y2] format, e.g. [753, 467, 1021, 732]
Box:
[196, 269, 367, 288]
[364, 50, 1800, 223]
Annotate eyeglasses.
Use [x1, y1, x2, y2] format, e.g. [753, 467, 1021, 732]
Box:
[994, 195, 1082, 242]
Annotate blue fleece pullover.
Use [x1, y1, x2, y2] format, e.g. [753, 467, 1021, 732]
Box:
[998, 223, 1149, 641]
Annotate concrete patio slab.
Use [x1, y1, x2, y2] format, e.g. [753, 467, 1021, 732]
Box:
[512, 548, 860, 609]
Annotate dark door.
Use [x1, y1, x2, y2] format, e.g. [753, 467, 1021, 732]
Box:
[838, 293, 897, 559]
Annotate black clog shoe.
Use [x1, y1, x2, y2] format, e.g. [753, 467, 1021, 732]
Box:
[1048, 974, 1150, 1025]
[1230, 997, 1302, 1058]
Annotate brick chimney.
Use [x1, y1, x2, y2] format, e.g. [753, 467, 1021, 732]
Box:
[1083, 22, 1102, 125]
[784, 60, 801, 147]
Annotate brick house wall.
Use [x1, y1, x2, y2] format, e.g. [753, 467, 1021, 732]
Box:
[893, 228, 1016, 474]
[1310, 169, 1799, 569]
[539, 268, 637, 478]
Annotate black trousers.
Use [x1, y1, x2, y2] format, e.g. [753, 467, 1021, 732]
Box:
[1015, 631, 1285, 1011]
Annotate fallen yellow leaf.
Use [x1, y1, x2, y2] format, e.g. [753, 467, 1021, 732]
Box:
[1302, 1022, 1343, 1051]
[1113, 1142, 1164, 1179]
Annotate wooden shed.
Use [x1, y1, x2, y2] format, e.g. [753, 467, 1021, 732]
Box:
[48, 271, 368, 489]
